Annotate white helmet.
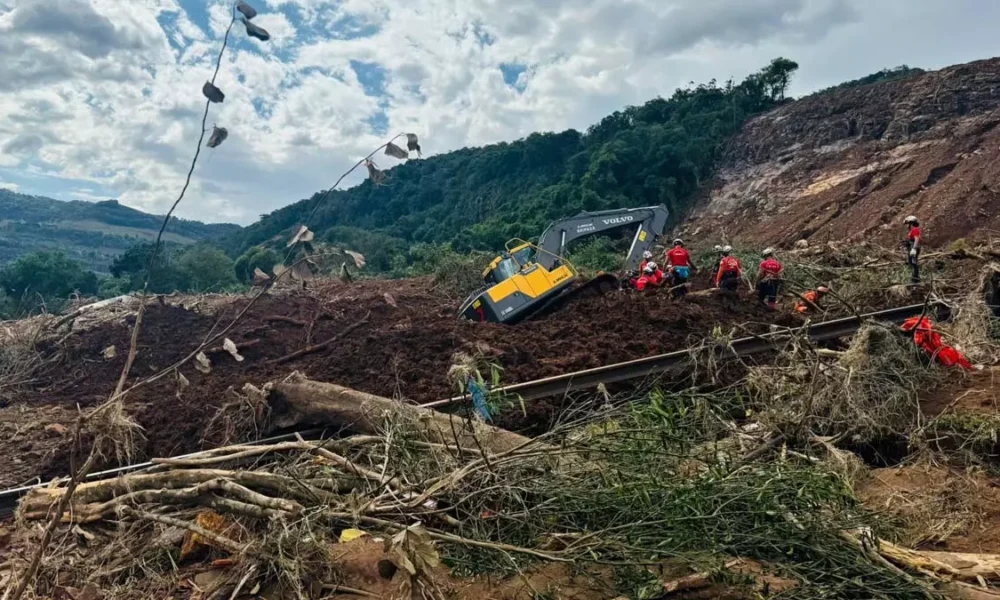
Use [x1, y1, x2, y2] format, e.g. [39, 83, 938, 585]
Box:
[762, 247, 776, 258]
[643, 250, 653, 260]
[721, 245, 733, 255]
[904, 215, 919, 225]
[643, 262, 657, 274]
[673, 238, 684, 246]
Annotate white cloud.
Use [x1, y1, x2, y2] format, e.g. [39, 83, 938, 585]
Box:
[0, 0, 998, 225]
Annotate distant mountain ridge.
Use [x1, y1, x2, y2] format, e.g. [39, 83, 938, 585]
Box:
[0, 190, 239, 273]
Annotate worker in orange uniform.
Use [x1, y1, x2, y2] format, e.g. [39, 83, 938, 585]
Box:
[715, 246, 742, 292]
[757, 248, 784, 309]
[900, 316, 974, 370]
[903, 215, 921, 284]
[795, 286, 830, 314]
[665, 239, 694, 298]
[635, 262, 665, 291]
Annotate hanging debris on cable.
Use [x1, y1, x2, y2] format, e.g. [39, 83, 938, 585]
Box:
[365, 158, 385, 185]
[385, 142, 409, 160]
[406, 133, 421, 156]
[206, 125, 228, 148]
[202, 82, 225, 103]
[236, 0, 258, 20]
[243, 18, 270, 41]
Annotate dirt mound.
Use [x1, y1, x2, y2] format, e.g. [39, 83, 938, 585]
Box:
[0, 278, 798, 486]
[680, 57, 1000, 249]
[858, 465, 1000, 552]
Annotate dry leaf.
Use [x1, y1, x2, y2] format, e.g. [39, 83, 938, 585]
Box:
[406, 133, 421, 156]
[206, 126, 228, 149]
[243, 18, 270, 41]
[252, 267, 271, 286]
[102, 345, 117, 360]
[384, 293, 397, 308]
[287, 225, 315, 247]
[223, 338, 244, 362]
[195, 352, 212, 374]
[273, 264, 288, 278]
[384, 142, 409, 159]
[339, 262, 353, 283]
[202, 81, 225, 103]
[175, 370, 190, 399]
[180, 511, 230, 560]
[236, 0, 257, 19]
[388, 522, 440, 577]
[345, 250, 366, 268]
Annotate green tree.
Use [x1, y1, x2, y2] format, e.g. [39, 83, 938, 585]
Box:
[176, 246, 239, 292]
[109, 242, 187, 293]
[0, 251, 99, 314]
[233, 247, 280, 283]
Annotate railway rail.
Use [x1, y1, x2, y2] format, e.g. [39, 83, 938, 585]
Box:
[0, 302, 939, 518]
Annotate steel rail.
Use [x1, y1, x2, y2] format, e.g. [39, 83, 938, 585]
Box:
[420, 303, 939, 410]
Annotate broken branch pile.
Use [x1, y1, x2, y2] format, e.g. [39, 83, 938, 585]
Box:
[6, 375, 978, 599]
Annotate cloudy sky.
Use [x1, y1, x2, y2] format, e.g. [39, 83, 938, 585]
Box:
[0, 0, 998, 225]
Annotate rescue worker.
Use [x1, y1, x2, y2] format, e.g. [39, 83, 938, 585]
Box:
[795, 286, 830, 314]
[757, 248, 784, 309]
[640, 250, 654, 272]
[904, 216, 921, 283]
[901, 316, 974, 370]
[635, 261, 665, 291]
[665, 239, 693, 298]
[714, 246, 742, 292]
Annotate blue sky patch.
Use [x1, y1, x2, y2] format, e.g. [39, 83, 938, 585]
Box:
[351, 61, 388, 97]
[500, 63, 528, 92]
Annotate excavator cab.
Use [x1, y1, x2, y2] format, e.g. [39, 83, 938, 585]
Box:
[460, 240, 577, 324]
[459, 205, 670, 324]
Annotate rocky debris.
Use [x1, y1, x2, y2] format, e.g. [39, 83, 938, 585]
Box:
[682, 57, 1000, 249]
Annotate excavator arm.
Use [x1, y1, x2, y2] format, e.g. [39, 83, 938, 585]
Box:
[535, 205, 670, 272]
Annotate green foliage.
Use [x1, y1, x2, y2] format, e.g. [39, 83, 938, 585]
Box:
[109, 242, 189, 294]
[176, 246, 239, 292]
[106, 241, 243, 295]
[0, 251, 99, 316]
[228, 59, 799, 273]
[233, 247, 280, 283]
[563, 237, 628, 276]
[404, 244, 495, 297]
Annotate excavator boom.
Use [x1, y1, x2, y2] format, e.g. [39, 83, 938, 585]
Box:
[459, 205, 670, 324]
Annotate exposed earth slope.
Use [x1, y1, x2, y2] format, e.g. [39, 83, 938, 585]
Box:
[680, 57, 1000, 249]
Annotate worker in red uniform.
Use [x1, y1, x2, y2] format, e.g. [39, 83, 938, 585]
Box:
[757, 248, 784, 309]
[714, 246, 742, 292]
[904, 215, 921, 284]
[900, 316, 974, 370]
[635, 262, 665, 291]
[665, 239, 694, 298]
[640, 250, 654, 272]
[795, 286, 830, 314]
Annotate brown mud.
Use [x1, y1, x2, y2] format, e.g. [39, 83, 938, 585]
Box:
[0, 277, 800, 486]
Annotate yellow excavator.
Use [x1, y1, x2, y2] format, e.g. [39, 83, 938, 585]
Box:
[459, 205, 670, 324]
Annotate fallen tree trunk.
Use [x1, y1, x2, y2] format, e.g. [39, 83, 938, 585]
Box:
[268, 372, 543, 456]
[879, 540, 1000, 583]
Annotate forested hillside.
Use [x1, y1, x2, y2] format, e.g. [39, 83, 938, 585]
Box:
[0, 191, 238, 273]
[227, 58, 801, 272]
